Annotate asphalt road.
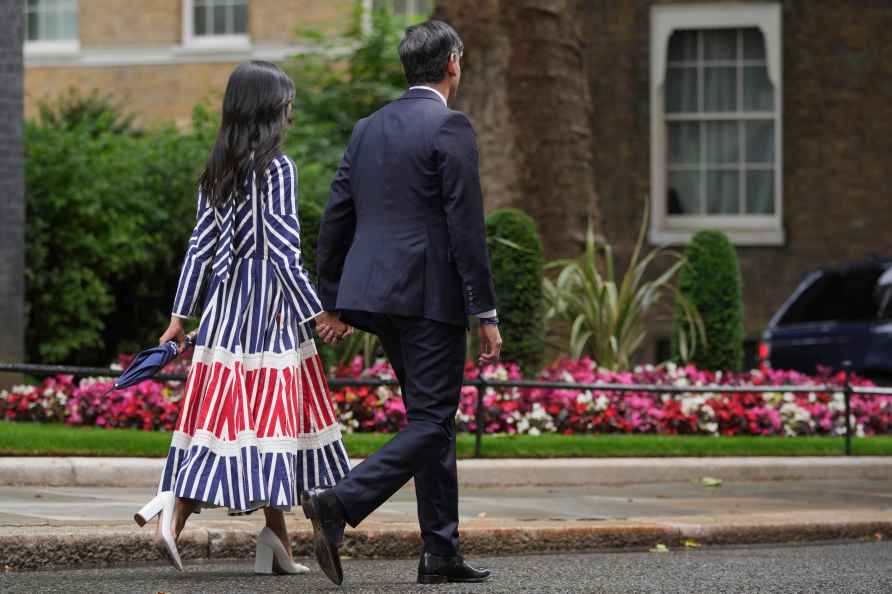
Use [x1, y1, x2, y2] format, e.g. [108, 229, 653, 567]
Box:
[2, 540, 890, 594]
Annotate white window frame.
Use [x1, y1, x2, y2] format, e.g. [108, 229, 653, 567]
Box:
[182, 0, 250, 51]
[23, 0, 80, 57]
[650, 3, 783, 246]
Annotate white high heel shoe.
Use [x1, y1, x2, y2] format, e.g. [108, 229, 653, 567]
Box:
[135, 492, 184, 571]
[254, 526, 310, 575]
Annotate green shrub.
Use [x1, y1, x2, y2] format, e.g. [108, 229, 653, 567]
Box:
[672, 230, 744, 371]
[486, 209, 545, 373]
[25, 95, 209, 364]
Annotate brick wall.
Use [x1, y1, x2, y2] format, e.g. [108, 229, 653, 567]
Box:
[26, 61, 238, 126]
[583, 0, 892, 361]
[24, 0, 356, 125]
[251, 0, 354, 42]
[0, 2, 25, 382]
[80, 0, 180, 47]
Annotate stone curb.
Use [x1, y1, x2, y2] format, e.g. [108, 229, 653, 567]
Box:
[3, 520, 889, 572]
[2, 456, 891, 487]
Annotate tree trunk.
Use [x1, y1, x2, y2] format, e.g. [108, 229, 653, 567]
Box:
[0, 2, 25, 385]
[435, 0, 599, 259]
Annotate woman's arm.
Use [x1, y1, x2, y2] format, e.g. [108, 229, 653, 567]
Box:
[171, 189, 219, 319]
[262, 156, 326, 324]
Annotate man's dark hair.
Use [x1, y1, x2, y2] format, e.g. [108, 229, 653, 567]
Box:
[398, 20, 464, 86]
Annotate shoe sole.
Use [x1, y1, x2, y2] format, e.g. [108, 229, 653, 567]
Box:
[301, 492, 343, 585]
[418, 575, 491, 584]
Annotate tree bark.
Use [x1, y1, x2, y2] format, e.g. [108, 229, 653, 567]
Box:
[0, 2, 25, 386]
[436, 0, 599, 259]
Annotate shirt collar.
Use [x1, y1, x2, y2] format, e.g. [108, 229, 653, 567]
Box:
[408, 85, 448, 107]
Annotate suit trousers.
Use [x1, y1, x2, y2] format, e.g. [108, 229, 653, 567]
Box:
[333, 312, 466, 556]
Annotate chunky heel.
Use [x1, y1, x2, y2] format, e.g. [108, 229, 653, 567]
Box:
[254, 540, 274, 575]
[254, 527, 309, 575]
[134, 494, 164, 527]
[135, 491, 183, 571]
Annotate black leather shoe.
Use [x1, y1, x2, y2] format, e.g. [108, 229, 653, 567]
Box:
[417, 552, 491, 584]
[301, 488, 346, 585]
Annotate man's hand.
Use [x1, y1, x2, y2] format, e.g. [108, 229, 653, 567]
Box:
[159, 316, 186, 352]
[478, 323, 502, 365]
[316, 311, 353, 345]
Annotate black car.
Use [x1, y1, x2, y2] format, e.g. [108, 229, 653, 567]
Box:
[761, 258, 892, 380]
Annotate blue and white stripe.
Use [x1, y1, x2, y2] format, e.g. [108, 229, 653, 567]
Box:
[172, 155, 323, 323]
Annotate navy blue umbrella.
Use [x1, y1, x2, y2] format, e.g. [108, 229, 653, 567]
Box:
[108, 332, 196, 393]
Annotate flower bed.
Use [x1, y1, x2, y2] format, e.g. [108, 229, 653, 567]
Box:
[3, 356, 892, 437]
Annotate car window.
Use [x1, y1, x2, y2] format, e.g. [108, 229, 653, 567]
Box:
[778, 267, 884, 325]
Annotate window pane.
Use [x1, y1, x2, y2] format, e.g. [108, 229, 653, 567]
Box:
[745, 121, 774, 163]
[703, 29, 736, 61]
[667, 171, 701, 215]
[667, 30, 697, 62]
[213, 4, 227, 34]
[45, 9, 60, 40]
[393, 0, 409, 14]
[194, 4, 207, 35]
[61, 8, 77, 39]
[706, 170, 740, 214]
[705, 121, 739, 164]
[742, 27, 766, 60]
[415, 0, 434, 14]
[26, 11, 39, 40]
[667, 122, 700, 164]
[233, 2, 247, 34]
[27, 0, 39, 9]
[743, 65, 774, 111]
[746, 170, 774, 214]
[704, 66, 737, 112]
[665, 67, 698, 113]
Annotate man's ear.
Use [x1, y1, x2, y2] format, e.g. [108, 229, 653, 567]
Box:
[447, 53, 459, 77]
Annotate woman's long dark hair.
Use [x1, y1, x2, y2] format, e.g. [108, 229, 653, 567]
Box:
[199, 61, 295, 207]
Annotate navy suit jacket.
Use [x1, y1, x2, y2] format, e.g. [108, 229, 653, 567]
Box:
[316, 88, 496, 328]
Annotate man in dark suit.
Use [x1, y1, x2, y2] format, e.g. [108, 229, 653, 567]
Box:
[306, 20, 502, 585]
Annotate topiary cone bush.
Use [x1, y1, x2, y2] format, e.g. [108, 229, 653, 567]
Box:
[486, 208, 546, 374]
[672, 230, 744, 371]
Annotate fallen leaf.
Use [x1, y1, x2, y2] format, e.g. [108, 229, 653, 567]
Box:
[649, 543, 669, 553]
[873, 532, 883, 541]
[701, 477, 722, 488]
[681, 539, 701, 548]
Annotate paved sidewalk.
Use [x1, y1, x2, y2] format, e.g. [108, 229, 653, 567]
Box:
[3, 478, 892, 570]
[3, 456, 891, 487]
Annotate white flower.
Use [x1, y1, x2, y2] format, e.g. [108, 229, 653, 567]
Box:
[528, 427, 541, 437]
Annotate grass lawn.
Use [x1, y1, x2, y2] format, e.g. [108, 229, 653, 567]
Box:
[2, 421, 891, 458]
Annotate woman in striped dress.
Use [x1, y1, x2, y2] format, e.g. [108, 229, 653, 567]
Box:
[134, 61, 352, 574]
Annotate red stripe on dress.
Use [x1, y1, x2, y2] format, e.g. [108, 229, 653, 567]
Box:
[203, 365, 231, 435]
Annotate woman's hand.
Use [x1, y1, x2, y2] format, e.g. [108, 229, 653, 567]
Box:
[160, 316, 187, 352]
[316, 311, 353, 345]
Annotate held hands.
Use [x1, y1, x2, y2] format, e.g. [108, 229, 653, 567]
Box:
[159, 316, 187, 352]
[478, 323, 502, 366]
[316, 311, 354, 345]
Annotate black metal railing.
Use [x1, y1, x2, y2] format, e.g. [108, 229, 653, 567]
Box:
[2, 362, 891, 457]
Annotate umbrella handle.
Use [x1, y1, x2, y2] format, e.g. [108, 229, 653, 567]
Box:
[182, 331, 197, 352]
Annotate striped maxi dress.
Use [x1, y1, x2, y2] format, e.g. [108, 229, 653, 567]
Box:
[157, 154, 350, 514]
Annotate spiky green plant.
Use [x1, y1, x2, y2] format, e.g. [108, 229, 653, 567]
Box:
[543, 209, 704, 370]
